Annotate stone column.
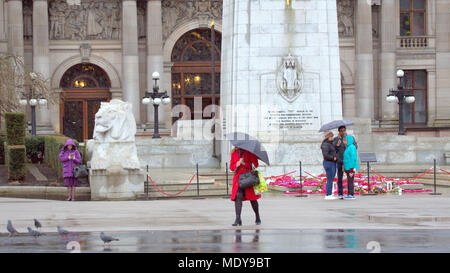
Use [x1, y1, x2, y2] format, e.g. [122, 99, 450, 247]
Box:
[435, 0, 450, 126]
[6, 0, 24, 57]
[427, 69, 436, 127]
[122, 0, 141, 124]
[356, 0, 374, 119]
[0, 0, 7, 52]
[33, 0, 51, 130]
[379, 0, 397, 123]
[146, 0, 164, 127]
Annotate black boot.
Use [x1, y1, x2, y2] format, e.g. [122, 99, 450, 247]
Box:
[251, 200, 261, 225]
[233, 190, 243, 226]
[232, 219, 242, 226]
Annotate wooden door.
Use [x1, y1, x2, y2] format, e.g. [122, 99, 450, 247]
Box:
[63, 100, 84, 142]
[60, 91, 110, 142]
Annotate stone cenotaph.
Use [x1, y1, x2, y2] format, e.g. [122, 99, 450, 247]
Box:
[220, 0, 343, 175]
[88, 99, 144, 200]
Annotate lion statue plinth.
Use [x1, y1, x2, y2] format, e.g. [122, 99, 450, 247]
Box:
[88, 99, 143, 200]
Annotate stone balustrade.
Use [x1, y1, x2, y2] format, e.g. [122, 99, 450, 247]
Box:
[398, 36, 435, 49]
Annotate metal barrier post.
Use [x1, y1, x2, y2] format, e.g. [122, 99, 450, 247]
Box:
[193, 163, 205, 199]
[223, 162, 230, 199]
[297, 161, 308, 197]
[146, 165, 149, 200]
[362, 161, 377, 196]
[430, 159, 442, 196]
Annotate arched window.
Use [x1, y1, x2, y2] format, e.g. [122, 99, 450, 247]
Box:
[60, 63, 111, 89]
[171, 28, 221, 122]
[59, 63, 111, 142]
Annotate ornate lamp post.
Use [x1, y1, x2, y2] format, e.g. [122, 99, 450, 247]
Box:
[386, 69, 415, 135]
[19, 73, 47, 136]
[142, 71, 171, 139]
[19, 91, 47, 136]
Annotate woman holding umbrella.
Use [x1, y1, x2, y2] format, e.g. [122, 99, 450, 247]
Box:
[229, 147, 261, 226]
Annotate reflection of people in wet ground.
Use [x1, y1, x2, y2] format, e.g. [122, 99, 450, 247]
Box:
[324, 229, 359, 250]
[232, 230, 260, 252]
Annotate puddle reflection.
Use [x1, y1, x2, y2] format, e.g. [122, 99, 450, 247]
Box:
[1, 229, 450, 253]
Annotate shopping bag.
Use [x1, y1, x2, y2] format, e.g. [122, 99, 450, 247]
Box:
[253, 170, 268, 195]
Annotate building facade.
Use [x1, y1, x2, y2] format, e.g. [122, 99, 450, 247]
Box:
[0, 0, 449, 142]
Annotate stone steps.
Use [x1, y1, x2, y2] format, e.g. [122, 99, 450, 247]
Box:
[138, 189, 229, 199]
[146, 182, 226, 192]
[366, 165, 432, 179]
[141, 169, 229, 198]
[417, 171, 450, 186]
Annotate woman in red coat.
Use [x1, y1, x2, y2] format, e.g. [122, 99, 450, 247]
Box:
[229, 147, 261, 226]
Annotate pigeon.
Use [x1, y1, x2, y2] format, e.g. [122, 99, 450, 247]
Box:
[34, 219, 42, 230]
[100, 232, 119, 247]
[7, 220, 19, 237]
[57, 226, 70, 239]
[27, 227, 45, 242]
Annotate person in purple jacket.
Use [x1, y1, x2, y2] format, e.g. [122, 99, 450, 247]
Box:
[59, 139, 82, 201]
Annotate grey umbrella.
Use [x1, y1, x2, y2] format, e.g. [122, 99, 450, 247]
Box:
[319, 120, 354, 132]
[226, 132, 270, 165]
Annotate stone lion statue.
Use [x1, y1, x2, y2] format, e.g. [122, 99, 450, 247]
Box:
[93, 99, 136, 142]
[89, 99, 140, 170]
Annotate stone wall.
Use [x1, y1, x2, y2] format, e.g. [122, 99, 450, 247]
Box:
[136, 138, 219, 169]
[353, 118, 450, 167]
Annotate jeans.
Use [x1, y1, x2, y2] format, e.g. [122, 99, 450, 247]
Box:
[336, 162, 344, 196]
[345, 169, 355, 196]
[323, 161, 337, 196]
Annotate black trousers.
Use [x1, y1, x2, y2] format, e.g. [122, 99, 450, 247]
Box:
[337, 162, 344, 196]
[345, 169, 355, 196]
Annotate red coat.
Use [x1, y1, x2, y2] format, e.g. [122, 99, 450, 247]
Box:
[230, 149, 261, 201]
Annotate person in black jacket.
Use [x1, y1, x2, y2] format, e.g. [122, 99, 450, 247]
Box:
[333, 126, 358, 199]
[321, 131, 337, 200]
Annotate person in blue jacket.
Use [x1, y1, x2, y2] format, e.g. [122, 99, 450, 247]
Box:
[343, 135, 358, 199]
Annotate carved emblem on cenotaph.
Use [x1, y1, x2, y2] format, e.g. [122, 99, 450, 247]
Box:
[161, 0, 222, 41]
[337, 0, 354, 38]
[276, 54, 303, 103]
[48, 0, 121, 40]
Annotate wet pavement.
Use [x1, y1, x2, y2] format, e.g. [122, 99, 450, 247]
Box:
[1, 228, 450, 253]
[2, 192, 450, 253]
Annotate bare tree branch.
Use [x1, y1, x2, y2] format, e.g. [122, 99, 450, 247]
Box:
[0, 53, 57, 115]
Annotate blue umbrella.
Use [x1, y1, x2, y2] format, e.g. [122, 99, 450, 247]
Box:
[319, 120, 354, 132]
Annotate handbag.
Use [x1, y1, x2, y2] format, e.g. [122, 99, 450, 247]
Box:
[73, 165, 89, 178]
[236, 149, 260, 190]
[238, 170, 260, 190]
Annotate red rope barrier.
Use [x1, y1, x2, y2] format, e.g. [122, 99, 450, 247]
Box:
[407, 168, 433, 181]
[303, 171, 323, 180]
[263, 171, 296, 180]
[371, 168, 433, 182]
[440, 169, 450, 175]
[371, 170, 394, 180]
[357, 169, 367, 175]
[148, 174, 196, 197]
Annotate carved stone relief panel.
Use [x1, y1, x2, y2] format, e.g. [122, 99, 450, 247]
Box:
[137, 0, 147, 39]
[162, 0, 223, 41]
[23, 0, 33, 40]
[48, 0, 121, 40]
[337, 0, 354, 38]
